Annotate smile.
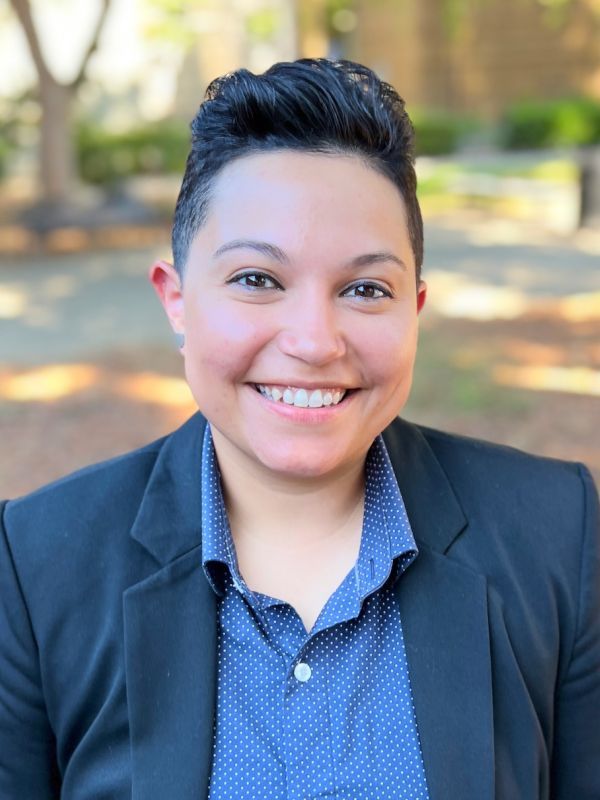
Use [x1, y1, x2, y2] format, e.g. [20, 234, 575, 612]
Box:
[255, 384, 349, 408]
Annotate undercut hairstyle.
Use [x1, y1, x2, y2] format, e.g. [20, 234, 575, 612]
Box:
[172, 58, 423, 282]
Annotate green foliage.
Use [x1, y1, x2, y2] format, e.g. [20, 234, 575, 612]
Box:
[325, 0, 357, 36]
[76, 119, 190, 185]
[0, 137, 9, 179]
[143, 0, 206, 46]
[246, 8, 280, 41]
[412, 111, 477, 156]
[0, 103, 21, 180]
[502, 98, 600, 150]
[440, 0, 473, 38]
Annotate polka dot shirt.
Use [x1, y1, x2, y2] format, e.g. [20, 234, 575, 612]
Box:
[201, 425, 430, 799]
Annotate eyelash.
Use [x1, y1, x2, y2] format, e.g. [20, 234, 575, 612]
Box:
[227, 271, 392, 300]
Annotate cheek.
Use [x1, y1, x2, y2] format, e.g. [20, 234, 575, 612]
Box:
[352, 315, 419, 385]
[184, 300, 271, 381]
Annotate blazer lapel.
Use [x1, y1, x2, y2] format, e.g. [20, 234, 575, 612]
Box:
[385, 419, 494, 800]
[124, 414, 218, 799]
[124, 550, 217, 799]
[397, 548, 494, 800]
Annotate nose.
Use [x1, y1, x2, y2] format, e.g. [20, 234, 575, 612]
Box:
[276, 292, 346, 366]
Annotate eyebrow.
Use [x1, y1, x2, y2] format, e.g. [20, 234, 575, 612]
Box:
[213, 239, 290, 263]
[212, 239, 406, 271]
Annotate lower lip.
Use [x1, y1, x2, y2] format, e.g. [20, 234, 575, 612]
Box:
[247, 385, 358, 423]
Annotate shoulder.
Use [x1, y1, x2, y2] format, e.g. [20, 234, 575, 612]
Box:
[389, 419, 599, 664]
[391, 416, 594, 515]
[2, 412, 207, 578]
[384, 417, 598, 594]
[0, 412, 210, 653]
[0, 434, 168, 611]
[3, 434, 166, 540]
[418, 421, 581, 476]
[419, 422, 596, 529]
[4, 411, 207, 525]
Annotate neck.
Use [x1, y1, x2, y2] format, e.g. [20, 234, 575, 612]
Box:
[210, 427, 367, 554]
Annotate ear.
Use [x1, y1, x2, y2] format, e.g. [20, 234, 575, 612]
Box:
[149, 259, 185, 345]
[416, 280, 427, 314]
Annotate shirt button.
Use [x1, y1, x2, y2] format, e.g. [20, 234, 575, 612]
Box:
[294, 662, 312, 682]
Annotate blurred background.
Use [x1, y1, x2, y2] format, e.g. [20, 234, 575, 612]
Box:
[0, 0, 599, 497]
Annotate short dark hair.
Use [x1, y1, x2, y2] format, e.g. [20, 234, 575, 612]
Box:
[172, 58, 423, 281]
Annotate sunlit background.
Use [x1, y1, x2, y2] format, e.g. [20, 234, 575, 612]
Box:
[1, 0, 599, 496]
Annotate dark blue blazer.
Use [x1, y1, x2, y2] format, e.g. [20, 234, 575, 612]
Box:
[1, 414, 598, 799]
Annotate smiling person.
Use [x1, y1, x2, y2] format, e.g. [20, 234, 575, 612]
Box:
[0, 60, 598, 800]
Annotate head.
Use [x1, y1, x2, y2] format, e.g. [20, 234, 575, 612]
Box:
[152, 59, 427, 485]
[172, 58, 423, 283]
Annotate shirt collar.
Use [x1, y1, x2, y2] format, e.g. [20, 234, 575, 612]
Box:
[352, 433, 418, 601]
[200, 425, 418, 598]
[200, 424, 239, 596]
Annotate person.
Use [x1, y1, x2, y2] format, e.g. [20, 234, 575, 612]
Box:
[0, 59, 598, 800]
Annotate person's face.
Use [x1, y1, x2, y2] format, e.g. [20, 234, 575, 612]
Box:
[151, 151, 426, 481]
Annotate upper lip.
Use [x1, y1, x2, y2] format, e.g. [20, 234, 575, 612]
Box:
[252, 381, 356, 390]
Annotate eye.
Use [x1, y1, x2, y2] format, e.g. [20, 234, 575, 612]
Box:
[343, 282, 391, 300]
[227, 271, 282, 290]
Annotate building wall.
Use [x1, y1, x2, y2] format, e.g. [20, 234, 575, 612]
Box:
[350, 0, 600, 117]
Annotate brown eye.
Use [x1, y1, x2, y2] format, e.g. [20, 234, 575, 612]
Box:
[229, 272, 280, 290]
[344, 283, 389, 300]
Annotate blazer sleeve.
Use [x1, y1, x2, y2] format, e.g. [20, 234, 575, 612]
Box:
[551, 465, 600, 799]
[0, 500, 61, 798]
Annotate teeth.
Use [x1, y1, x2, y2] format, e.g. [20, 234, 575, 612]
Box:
[293, 389, 309, 407]
[308, 390, 323, 407]
[257, 385, 348, 408]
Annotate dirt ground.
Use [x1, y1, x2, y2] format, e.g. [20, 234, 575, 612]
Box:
[407, 313, 600, 480]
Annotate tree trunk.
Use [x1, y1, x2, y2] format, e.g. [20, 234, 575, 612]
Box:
[39, 77, 77, 205]
[579, 146, 600, 229]
[10, 0, 111, 208]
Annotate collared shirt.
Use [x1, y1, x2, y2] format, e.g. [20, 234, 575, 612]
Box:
[201, 424, 430, 800]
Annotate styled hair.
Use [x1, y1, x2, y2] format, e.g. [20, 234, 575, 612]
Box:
[172, 58, 423, 281]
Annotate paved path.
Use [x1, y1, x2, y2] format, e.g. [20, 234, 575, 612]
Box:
[0, 220, 598, 366]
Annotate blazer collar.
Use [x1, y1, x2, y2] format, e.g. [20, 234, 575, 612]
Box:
[382, 416, 468, 553]
[130, 413, 208, 565]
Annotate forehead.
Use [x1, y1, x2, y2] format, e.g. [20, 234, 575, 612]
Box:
[193, 150, 413, 266]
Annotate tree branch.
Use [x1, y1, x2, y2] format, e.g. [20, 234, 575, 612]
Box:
[9, 0, 55, 84]
[71, 0, 112, 89]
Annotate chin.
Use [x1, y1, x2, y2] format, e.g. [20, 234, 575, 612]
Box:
[253, 442, 358, 479]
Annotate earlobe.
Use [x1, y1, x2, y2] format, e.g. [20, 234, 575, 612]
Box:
[416, 280, 427, 314]
[149, 259, 186, 339]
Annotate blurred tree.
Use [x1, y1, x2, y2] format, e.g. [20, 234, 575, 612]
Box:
[144, 0, 299, 71]
[7, 0, 112, 206]
[144, 0, 299, 119]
